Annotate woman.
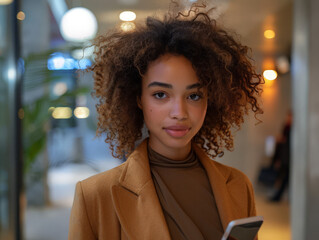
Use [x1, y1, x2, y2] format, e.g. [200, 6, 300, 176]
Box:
[68, 2, 263, 239]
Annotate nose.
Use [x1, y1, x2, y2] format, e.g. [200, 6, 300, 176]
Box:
[169, 98, 188, 120]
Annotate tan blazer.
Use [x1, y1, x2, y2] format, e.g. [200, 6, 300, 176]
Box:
[68, 139, 257, 240]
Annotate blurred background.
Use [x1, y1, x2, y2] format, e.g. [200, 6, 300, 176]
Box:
[1, 0, 318, 239]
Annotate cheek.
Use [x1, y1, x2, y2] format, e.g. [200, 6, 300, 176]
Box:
[194, 103, 208, 123]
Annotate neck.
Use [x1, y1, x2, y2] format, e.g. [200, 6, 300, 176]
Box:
[148, 138, 192, 161]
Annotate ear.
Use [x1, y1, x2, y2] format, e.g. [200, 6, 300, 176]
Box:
[137, 96, 142, 109]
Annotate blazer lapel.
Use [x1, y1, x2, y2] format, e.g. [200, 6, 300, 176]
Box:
[193, 143, 239, 231]
[111, 140, 171, 239]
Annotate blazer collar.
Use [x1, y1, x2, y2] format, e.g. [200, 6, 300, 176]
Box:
[112, 139, 239, 239]
[111, 139, 171, 239]
[118, 139, 152, 195]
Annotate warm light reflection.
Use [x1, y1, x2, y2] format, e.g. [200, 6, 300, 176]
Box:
[263, 70, 277, 81]
[52, 107, 72, 119]
[18, 108, 24, 120]
[119, 11, 136, 21]
[17, 11, 25, 20]
[121, 22, 135, 31]
[0, 0, 13, 5]
[264, 30, 275, 39]
[74, 107, 90, 119]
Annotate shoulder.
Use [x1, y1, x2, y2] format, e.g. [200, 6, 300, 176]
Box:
[212, 160, 256, 214]
[213, 160, 253, 187]
[71, 162, 127, 236]
[79, 162, 127, 197]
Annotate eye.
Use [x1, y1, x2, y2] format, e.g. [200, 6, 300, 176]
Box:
[188, 93, 202, 101]
[153, 92, 167, 99]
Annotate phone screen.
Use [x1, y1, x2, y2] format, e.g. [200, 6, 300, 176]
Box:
[226, 221, 263, 240]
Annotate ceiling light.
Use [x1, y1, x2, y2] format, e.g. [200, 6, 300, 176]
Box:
[119, 11, 136, 21]
[17, 11, 25, 20]
[0, 0, 13, 5]
[74, 107, 90, 119]
[52, 107, 73, 119]
[264, 30, 275, 39]
[263, 70, 277, 81]
[60, 7, 98, 42]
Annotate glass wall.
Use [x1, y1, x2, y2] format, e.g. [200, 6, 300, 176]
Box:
[0, 1, 22, 240]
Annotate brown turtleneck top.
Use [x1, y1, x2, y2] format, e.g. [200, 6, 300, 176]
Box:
[148, 146, 224, 240]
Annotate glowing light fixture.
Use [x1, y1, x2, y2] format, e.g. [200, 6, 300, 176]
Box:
[119, 11, 136, 21]
[263, 70, 277, 81]
[53, 82, 68, 96]
[0, 0, 13, 5]
[60, 7, 98, 42]
[7, 67, 16, 82]
[52, 107, 72, 119]
[17, 11, 25, 20]
[74, 107, 90, 119]
[264, 30, 275, 39]
[47, 52, 92, 70]
[121, 22, 135, 31]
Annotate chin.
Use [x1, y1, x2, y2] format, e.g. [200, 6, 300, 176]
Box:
[163, 136, 193, 149]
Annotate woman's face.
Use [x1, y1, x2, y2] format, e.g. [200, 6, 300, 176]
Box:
[138, 54, 207, 160]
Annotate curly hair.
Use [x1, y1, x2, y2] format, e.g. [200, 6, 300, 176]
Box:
[90, 1, 263, 159]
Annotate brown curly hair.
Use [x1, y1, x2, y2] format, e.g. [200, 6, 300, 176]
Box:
[90, 1, 263, 159]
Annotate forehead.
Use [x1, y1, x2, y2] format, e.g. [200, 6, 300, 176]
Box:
[143, 54, 200, 87]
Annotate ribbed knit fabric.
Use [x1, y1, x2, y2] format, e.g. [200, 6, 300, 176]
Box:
[148, 145, 223, 240]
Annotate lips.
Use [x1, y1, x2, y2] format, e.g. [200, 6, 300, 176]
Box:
[164, 125, 190, 138]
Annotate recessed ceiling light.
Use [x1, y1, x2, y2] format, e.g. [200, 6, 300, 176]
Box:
[264, 30, 275, 39]
[119, 11, 136, 21]
[263, 70, 277, 81]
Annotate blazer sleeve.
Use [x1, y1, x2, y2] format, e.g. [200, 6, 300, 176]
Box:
[246, 178, 259, 240]
[247, 180, 257, 217]
[68, 182, 96, 240]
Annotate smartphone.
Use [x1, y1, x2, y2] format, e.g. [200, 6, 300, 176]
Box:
[221, 216, 264, 240]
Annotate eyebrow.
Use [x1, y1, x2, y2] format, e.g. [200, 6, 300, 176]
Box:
[147, 82, 201, 90]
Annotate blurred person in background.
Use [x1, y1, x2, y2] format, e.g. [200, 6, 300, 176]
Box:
[68, 1, 263, 239]
[269, 110, 292, 202]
